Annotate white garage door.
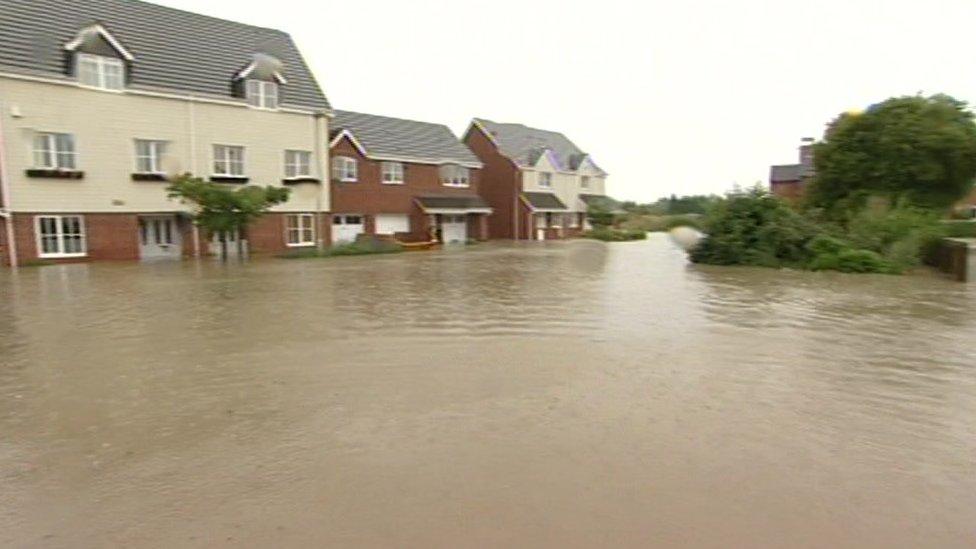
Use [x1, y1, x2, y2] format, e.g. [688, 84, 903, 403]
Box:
[332, 214, 364, 244]
[441, 215, 467, 244]
[375, 214, 410, 235]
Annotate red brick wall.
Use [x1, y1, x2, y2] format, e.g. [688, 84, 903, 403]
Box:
[330, 136, 483, 242]
[771, 180, 805, 202]
[244, 212, 330, 256]
[464, 125, 520, 239]
[1, 213, 140, 265]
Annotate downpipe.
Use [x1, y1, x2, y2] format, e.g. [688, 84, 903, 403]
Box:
[0, 99, 18, 267]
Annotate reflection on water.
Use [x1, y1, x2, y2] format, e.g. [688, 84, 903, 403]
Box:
[1, 234, 974, 548]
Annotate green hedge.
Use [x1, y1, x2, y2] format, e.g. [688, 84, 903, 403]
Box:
[584, 228, 648, 242]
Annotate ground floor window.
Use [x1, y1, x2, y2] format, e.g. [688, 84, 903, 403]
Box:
[568, 213, 581, 228]
[535, 213, 548, 228]
[286, 214, 316, 246]
[36, 215, 86, 258]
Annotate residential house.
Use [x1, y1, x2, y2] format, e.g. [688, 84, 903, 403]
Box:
[0, 0, 331, 266]
[770, 137, 815, 202]
[463, 118, 608, 240]
[329, 111, 490, 244]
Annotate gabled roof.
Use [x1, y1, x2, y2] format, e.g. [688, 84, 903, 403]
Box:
[0, 0, 330, 111]
[471, 118, 607, 175]
[332, 110, 482, 167]
[522, 192, 568, 212]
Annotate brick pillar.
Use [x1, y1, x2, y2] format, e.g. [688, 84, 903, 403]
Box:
[478, 214, 488, 241]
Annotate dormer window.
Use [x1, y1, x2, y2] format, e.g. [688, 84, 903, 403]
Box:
[76, 54, 124, 90]
[246, 80, 278, 109]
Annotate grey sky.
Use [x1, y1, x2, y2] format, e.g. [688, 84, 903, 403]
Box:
[156, 0, 976, 202]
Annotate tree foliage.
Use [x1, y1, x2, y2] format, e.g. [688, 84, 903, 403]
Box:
[807, 94, 976, 212]
[167, 174, 291, 257]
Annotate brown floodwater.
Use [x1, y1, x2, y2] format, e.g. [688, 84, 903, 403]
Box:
[1, 234, 974, 548]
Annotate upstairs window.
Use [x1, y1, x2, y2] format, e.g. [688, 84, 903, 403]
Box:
[34, 133, 77, 170]
[246, 80, 279, 109]
[539, 172, 552, 188]
[213, 145, 245, 176]
[581, 176, 590, 189]
[331, 156, 357, 182]
[285, 150, 311, 178]
[77, 53, 124, 90]
[440, 165, 470, 187]
[135, 140, 167, 174]
[381, 162, 404, 184]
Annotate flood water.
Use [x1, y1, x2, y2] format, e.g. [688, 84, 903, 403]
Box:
[1, 234, 974, 548]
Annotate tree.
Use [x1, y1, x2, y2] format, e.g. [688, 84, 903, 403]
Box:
[167, 174, 291, 260]
[807, 94, 976, 213]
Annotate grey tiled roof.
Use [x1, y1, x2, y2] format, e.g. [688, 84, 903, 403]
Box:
[332, 110, 482, 167]
[474, 118, 606, 175]
[770, 164, 802, 182]
[415, 195, 492, 211]
[0, 0, 330, 111]
[522, 192, 568, 211]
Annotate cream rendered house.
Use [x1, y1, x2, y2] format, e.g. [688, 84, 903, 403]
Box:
[0, 0, 331, 266]
[463, 118, 609, 240]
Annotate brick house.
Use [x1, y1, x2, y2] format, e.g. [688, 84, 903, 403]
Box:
[0, 0, 331, 266]
[770, 138, 815, 202]
[463, 118, 608, 240]
[329, 111, 490, 244]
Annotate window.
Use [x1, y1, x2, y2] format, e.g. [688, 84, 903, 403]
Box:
[33, 133, 77, 170]
[135, 140, 167, 174]
[76, 53, 124, 90]
[440, 164, 470, 187]
[381, 162, 404, 184]
[285, 150, 312, 178]
[213, 145, 245, 176]
[539, 172, 552, 188]
[286, 214, 315, 246]
[581, 176, 590, 189]
[35, 216, 86, 258]
[331, 156, 357, 182]
[246, 80, 279, 109]
[568, 213, 580, 228]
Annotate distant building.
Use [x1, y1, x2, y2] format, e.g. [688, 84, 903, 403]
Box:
[770, 138, 815, 202]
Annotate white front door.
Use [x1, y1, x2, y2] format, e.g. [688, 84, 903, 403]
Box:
[139, 215, 181, 260]
[332, 214, 365, 244]
[209, 229, 245, 259]
[375, 214, 410, 236]
[441, 215, 467, 244]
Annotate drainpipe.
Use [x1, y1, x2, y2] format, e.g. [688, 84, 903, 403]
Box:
[314, 112, 326, 252]
[512, 169, 520, 241]
[0, 100, 18, 267]
[187, 94, 201, 257]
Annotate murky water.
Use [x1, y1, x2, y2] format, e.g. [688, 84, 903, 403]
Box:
[1, 234, 974, 548]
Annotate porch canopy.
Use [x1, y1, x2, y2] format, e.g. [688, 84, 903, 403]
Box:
[522, 191, 568, 212]
[415, 195, 493, 215]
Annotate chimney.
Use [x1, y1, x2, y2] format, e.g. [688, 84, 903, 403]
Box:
[799, 137, 814, 169]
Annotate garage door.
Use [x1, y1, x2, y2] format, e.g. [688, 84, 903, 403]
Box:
[375, 214, 410, 235]
[441, 215, 467, 244]
[332, 214, 364, 244]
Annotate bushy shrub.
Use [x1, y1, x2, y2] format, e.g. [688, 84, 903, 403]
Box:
[618, 214, 703, 233]
[280, 239, 403, 259]
[843, 205, 945, 270]
[943, 220, 976, 238]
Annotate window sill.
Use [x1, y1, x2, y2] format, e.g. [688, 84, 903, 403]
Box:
[286, 242, 316, 248]
[442, 184, 470, 189]
[77, 84, 124, 94]
[382, 181, 405, 185]
[38, 253, 87, 259]
[209, 175, 249, 184]
[132, 173, 168, 182]
[333, 178, 358, 184]
[26, 169, 84, 179]
[282, 177, 321, 185]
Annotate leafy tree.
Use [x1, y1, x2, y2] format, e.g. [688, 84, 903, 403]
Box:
[167, 174, 291, 259]
[807, 94, 976, 213]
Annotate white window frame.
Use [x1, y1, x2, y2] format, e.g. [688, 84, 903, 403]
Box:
[213, 145, 245, 176]
[34, 215, 87, 258]
[381, 161, 405, 185]
[76, 53, 125, 91]
[33, 133, 77, 170]
[245, 80, 279, 109]
[539, 172, 552, 188]
[285, 150, 312, 178]
[285, 213, 316, 247]
[581, 176, 590, 189]
[134, 139, 167, 174]
[332, 156, 358, 182]
[440, 165, 470, 188]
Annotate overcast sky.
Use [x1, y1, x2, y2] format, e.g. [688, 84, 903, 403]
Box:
[158, 0, 976, 202]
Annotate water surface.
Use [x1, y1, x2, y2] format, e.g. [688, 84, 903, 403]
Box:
[1, 234, 974, 547]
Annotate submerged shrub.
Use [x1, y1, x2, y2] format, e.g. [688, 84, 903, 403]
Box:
[585, 227, 647, 242]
